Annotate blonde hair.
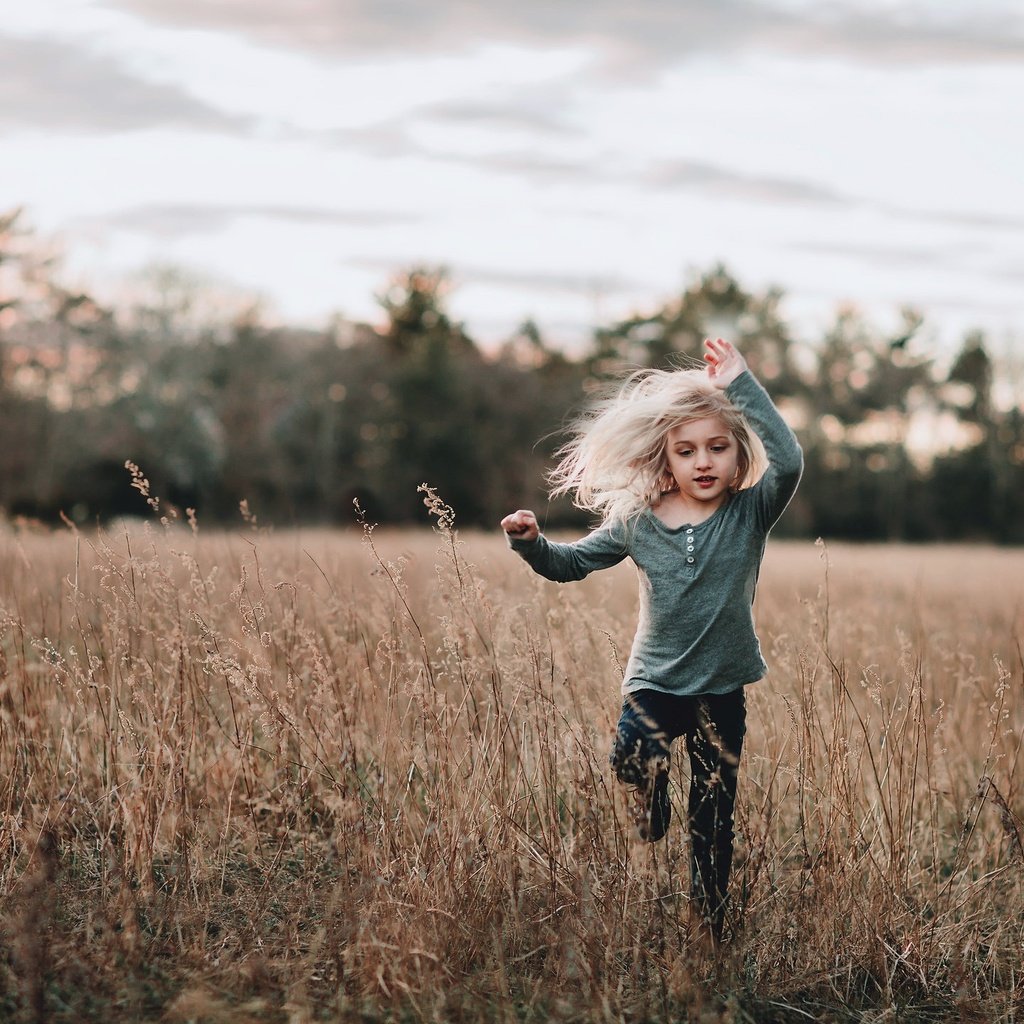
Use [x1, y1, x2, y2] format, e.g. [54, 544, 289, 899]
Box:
[548, 367, 766, 527]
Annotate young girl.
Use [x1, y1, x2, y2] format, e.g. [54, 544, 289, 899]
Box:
[501, 337, 802, 940]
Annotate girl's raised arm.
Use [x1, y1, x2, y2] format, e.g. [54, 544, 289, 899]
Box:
[710, 339, 803, 529]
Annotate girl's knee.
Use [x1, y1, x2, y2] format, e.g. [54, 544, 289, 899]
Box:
[612, 690, 673, 785]
[610, 738, 669, 787]
[609, 737, 644, 786]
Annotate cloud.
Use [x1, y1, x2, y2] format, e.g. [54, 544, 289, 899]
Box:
[456, 264, 636, 295]
[0, 34, 251, 134]
[418, 99, 580, 138]
[994, 265, 1024, 285]
[87, 202, 420, 238]
[345, 256, 636, 295]
[322, 118, 607, 184]
[887, 206, 1024, 233]
[466, 151, 606, 184]
[322, 121, 423, 159]
[789, 240, 949, 266]
[104, 0, 1024, 73]
[795, 3, 1024, 66]
[320, 126, 598, 182]
[316, 75, 585, 164]
[648, 159, 848, 205]
[327, 122, 841, 196]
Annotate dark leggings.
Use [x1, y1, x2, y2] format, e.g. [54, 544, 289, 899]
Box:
[610, 687, 746, 935]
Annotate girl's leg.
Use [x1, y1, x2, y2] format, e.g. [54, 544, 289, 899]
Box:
[609, 690, 680, 842]
[683, 689, 746, 939]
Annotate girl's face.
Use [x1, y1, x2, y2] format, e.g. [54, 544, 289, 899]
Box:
[663, 416, 739, 510]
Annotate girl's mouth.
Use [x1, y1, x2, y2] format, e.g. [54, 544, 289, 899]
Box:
[695, 476, 717, 488]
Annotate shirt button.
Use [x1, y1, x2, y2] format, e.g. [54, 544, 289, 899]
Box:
[687, 556, 695, 563]
[686, 528, 694, 535]
[687, 545, 694, 552]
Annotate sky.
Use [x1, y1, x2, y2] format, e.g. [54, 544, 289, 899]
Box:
[2, 0, 1023, 354]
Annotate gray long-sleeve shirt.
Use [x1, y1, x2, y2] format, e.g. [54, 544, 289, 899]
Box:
[509, 370, 803, 696]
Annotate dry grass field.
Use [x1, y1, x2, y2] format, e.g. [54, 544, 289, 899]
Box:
[1, 501, 1023, 1022]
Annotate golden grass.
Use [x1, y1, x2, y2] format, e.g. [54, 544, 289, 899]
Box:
[0, 508, 1022, 1022]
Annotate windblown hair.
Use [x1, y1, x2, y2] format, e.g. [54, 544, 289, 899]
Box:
[548, 367, 766, 527]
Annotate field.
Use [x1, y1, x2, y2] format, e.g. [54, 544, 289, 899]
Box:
[1, 508, 1023, 1023]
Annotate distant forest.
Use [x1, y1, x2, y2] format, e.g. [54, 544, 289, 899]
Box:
[2, 207, 1023, 541]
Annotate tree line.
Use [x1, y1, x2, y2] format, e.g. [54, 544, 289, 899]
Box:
[2, 208, 1022, 541]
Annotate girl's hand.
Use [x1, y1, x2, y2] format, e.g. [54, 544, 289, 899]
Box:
[703, 337, 748, 390]
[501, 509, 539, 541]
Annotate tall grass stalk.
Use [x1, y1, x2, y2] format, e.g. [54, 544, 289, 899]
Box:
[0, 511, 1021, 1022]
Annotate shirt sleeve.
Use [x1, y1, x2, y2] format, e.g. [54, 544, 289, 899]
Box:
[507, 521, 629, 582]
[725, 369, 804, 531]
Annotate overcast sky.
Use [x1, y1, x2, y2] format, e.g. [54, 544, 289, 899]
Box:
[3, 0, 1022, 351]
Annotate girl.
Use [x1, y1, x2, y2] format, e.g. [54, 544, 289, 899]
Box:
[501, 337, 802, 941]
